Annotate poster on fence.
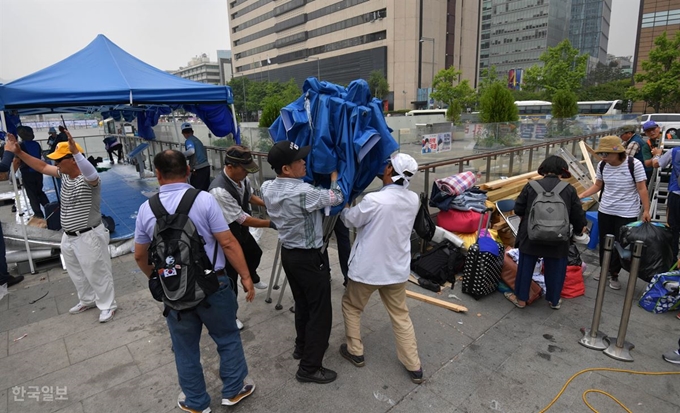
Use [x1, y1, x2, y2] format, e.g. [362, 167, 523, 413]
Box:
[421, 133, 452, 154]
[437, 132, 451, 152]
[421, 135, 437, 154]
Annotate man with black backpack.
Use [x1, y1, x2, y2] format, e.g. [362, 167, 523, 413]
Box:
[134, 150, 256, 412]
[209, 145, 273, 330]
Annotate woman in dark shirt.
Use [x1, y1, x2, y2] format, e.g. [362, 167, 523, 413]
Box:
[511, 156, 587, 309]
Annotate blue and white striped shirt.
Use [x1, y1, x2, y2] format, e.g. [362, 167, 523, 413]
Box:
[261, 177, 343, 249]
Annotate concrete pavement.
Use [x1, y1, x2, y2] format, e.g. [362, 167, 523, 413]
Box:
[1, 199, 679, 413]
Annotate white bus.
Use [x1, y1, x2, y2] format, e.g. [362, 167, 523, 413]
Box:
[514, 100, 624, 116]
[405, 109, 447, 117]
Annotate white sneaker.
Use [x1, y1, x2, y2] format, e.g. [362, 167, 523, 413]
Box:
[253, 281, 268, 290]
[236, 318, 244, 330]
[99, 309, 116, 323]
[69, 302, 96, 314]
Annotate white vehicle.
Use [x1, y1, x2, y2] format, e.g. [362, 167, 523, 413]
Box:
[639, 113, 680, 137]
[514, 100, 624, 116]
[405, 109, 447, 117]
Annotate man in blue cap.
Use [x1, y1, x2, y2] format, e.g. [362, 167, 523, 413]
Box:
[181, 122, 210, 191]
[641, 120, 663, 182]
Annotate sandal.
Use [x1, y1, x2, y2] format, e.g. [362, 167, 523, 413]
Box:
[504, 292, 526, 308]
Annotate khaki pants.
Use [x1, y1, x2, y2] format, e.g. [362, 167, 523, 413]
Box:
[341, 279, 420, 371]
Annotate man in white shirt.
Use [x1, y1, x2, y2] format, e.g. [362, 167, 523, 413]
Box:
[339, 153, 425, 384]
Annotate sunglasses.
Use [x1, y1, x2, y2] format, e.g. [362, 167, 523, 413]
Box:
[596, 152, 610, 157]
[55, 155, 73, 165]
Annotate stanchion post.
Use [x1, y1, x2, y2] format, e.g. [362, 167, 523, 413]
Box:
[265, 240, 282, 304]
[604, 240, 643, 362]
[579, 234, 615, 350]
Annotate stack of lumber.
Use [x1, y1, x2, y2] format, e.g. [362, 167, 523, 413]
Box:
[479, 170, 597, 247]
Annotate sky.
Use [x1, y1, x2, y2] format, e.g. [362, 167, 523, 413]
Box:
[0, 0, 640, 83]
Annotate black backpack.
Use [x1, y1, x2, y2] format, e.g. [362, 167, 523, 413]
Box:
[411, 241, 465, 285]
[148, 189, 219, 312]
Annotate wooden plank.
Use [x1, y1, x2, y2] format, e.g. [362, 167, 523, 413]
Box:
[406, 290, 468, 313]
[481, 171, 540, 190]
[486, 180, 528, 202]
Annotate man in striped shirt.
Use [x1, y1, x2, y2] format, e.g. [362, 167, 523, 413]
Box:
[5, 131, 117, 323]
[261, 140, 344, 384]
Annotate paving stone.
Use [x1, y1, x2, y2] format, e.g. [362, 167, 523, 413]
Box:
[63, 308, 164, 364]
[80, 362, 177, 413]
[0, 331, 7, 359]
[7, 311, 94, 355]
[125, 334, 175, 375]
[7, 346, 140, 413]
[0, 339, 70, 391]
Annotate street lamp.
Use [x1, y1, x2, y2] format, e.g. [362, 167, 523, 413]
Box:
[240, 73, 248, 122]
[305, 56, 320, 80]
[420, 37, 435, 107]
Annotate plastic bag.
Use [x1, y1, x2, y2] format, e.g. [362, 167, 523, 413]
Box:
[413, 192, 436, 241]
[619, 221, 673, 282]
[568, 244, 582, 267]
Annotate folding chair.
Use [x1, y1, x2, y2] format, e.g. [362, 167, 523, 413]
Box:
[496, 199, 520, 237]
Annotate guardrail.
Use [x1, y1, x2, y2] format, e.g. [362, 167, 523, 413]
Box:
[110, 128, 612, 200]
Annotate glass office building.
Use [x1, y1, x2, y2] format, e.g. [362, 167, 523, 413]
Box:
[479, 0, 570, 80]
[569, 0, 611, 64]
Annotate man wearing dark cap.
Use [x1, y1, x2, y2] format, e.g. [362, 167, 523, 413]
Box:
[180, 122, 210, 191]
[46, 127, 63, 154]
[642, 120, 663, 182]
[261, 140, 344, 384]
[15, 126, 50, 219]
[209, 145, 273, 330]
[619, 124, 645, 167]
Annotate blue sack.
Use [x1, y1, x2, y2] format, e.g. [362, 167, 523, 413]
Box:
[639, 271, 680, 313]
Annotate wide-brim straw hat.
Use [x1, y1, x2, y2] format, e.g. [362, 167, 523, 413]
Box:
[592, 135, 625, 154]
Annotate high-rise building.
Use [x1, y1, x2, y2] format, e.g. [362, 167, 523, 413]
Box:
[217, 50, 234, 85]
[171, 54, 221, 85]
[633, 0, 680, 112]
[479, 0, 570, 82]
[569, 0, 611, 64]
[227, 0, 479, 110]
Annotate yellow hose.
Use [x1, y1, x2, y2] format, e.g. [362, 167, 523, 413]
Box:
[539, 367, 680, 413]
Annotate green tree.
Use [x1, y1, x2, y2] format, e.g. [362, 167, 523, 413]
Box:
[628, 31, 680, 112]
[551, 89, 579, 118]
[579, 79, 631, 102]
[479, 83, 518, 123]
[368, 70, 390, 100]
[431, 66, 476, 121]
[521, 40, 588, 99]
[478, 66, 503, 95]
[258, 79, 302, 128]
[551, 89, 578, 134]
[583, 61, 631, 87]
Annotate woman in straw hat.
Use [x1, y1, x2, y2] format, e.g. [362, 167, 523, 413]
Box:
[579, 135, 650, 290]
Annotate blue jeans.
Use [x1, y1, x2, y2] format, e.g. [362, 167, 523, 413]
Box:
[165, 277, 247, 411]
[515, 253, 568, 306]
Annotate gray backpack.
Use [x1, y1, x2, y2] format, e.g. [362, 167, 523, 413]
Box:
[527, 180, 570, 243]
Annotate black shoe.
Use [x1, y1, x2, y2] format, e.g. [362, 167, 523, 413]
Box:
[408, 367, 424, 384]
[295, 367, 337, 384]
[292, 347, 302, 360]
[339, 344, 365, 367]
[11, 205, 16, 213]
[5, 275, 24, 287]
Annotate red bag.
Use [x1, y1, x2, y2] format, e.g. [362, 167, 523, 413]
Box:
[437, 210, 484, 233]
[561, 265, 585, 298]
[500, 248, 542, 304]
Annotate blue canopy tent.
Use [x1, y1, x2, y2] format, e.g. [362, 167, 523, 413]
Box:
[268, 77, 399, 216]
[0, 34, 239, 141]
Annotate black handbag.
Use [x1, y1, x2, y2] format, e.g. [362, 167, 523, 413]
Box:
[411, 241, 465, 285]
[413, 192, 436, 241]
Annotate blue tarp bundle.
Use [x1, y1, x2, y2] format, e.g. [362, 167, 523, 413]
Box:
[0, 35, 239, 142]
[268, 77, 398, 215]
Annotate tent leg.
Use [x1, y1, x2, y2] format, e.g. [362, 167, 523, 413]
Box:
[11, 169, 35, 274]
